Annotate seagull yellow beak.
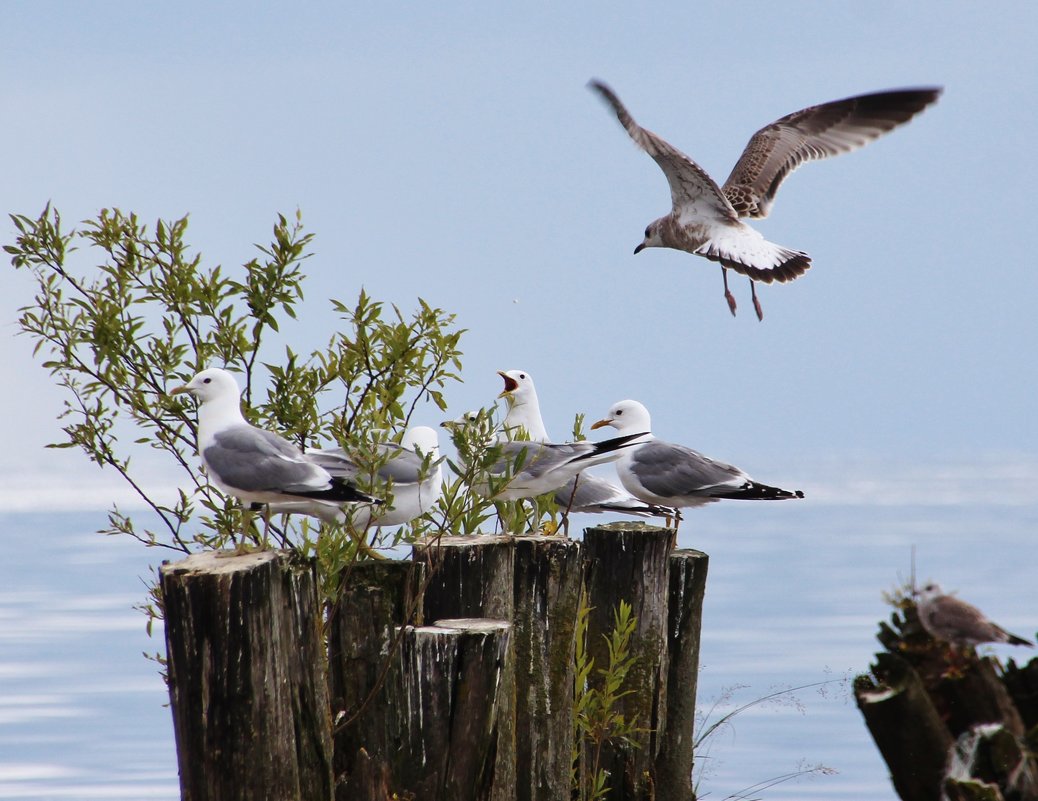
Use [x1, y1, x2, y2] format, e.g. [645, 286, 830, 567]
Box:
[589, 418, 611, 430]
[497, 370, 518, 398]
[169, 385, 190, 396]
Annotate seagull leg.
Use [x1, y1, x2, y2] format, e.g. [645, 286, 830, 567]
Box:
[722, 266, 738, 316]
[260, 505, 273, 550]
[750, 279, 764, 321]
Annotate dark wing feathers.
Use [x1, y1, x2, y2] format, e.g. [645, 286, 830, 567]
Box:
[723, 87, 942, 218]
[589, 80, 738, 218]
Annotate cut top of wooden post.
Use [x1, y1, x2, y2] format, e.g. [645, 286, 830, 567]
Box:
[160, 548, 286, 577]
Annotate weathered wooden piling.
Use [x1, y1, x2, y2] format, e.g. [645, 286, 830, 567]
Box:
[393, 619, 511, 801]
[413, 534, 584, 801]
[413, 535, 518, 801]
[161, 524, 708, 801]
[328, 560, 425, 799]
[857, 605, 1038, 801]
[582, 523, 676, 801]
[511, 536, 584, 801]
[656, 549, 709, 801]
[933, 658, 1028, 739]
[160, 550, 334, 801]
[854, 652, 953, 801]
[1002, 657, 1038, 729]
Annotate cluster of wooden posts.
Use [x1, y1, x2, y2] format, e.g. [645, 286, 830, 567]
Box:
[855, 604, 1038, 801]
[159, 523, 708, 801]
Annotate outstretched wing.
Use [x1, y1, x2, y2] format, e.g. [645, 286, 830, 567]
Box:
[589, 79, 738, 220]
[722, 87, 942, 219]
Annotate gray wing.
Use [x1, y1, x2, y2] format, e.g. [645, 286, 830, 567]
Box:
[378, 445, 425, 484]
[589, 80, 738, 218]
[722, 87, 942, 219]
[205, 424, 326, 493]
[305, 448, 361, 481]
[925, 595, 1002, 643]
[497, 440, 602, 478]
[311, 444, 441, 485]
[558, 474, 668, 517]
[630, 440, 746, 499]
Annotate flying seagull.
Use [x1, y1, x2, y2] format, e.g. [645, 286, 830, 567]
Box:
[266, 426, 443, 529]
[497, 369, 672, 518]
[171, 367, 379, 538]
[590, 399, 802, 526]
[443, 410, 647, 503]
[588, 79, 942, 319]
[916, 582, 1033, 650]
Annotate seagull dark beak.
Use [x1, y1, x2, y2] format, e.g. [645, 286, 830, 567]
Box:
[633, 243, 646, 255]
[589, 419, 611, 430]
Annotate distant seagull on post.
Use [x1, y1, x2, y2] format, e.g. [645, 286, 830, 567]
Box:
[590, 399, 803, 527]
[916, 582, 1033, 651]
[588, 79, 942, 320]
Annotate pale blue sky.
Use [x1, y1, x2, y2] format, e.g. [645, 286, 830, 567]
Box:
[2, 2, 1036, 501]
[3, 6, 1036, 798]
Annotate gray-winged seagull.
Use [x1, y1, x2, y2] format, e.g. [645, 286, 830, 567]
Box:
[916, 582, 1033, 650]
[497, 369, 672, 519]
[589, 80, 942, 319]
[590, 399, 802, 527]
[171, 367, 379, 539]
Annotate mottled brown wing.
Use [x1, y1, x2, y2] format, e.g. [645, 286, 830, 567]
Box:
[927, 594, 1000, 644]
[589, 80, 738, 220]
[722, 87, 942, 219]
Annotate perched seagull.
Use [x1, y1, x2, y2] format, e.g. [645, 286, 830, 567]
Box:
[588, 79, 942, 319]
[497, 369, 671, 518]
[266, 426, 443, 528]
[170, 368, 379, 532]
[916, 582, 1033, 651]
[442, 411, 647, 502]
[590, 400, 803, 522]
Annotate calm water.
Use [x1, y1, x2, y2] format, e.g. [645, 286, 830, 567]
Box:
[1, 501, 1034, 800]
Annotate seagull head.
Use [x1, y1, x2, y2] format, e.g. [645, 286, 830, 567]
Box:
[917, 582, 944, 602]
[403, 425, 440, 459]
[440, 410, 481, 432]
[634, 221, 664, 255]
[497, 369, 537, 405]
[170, 367, 241, 405]
[591, 399, 652, 435]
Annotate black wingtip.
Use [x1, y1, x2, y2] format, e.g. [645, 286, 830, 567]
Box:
[586, 431, 649, 458]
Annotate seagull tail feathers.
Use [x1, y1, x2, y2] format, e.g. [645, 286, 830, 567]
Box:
[1003, 630, 1034, 647]
[715, 481, 804, 501]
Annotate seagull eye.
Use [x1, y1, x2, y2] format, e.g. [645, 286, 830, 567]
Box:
[616, 409, 623, 416]
[519, 374, 526, 380]
[644, 226, 651, 238]
[203, 378, 211, 384]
